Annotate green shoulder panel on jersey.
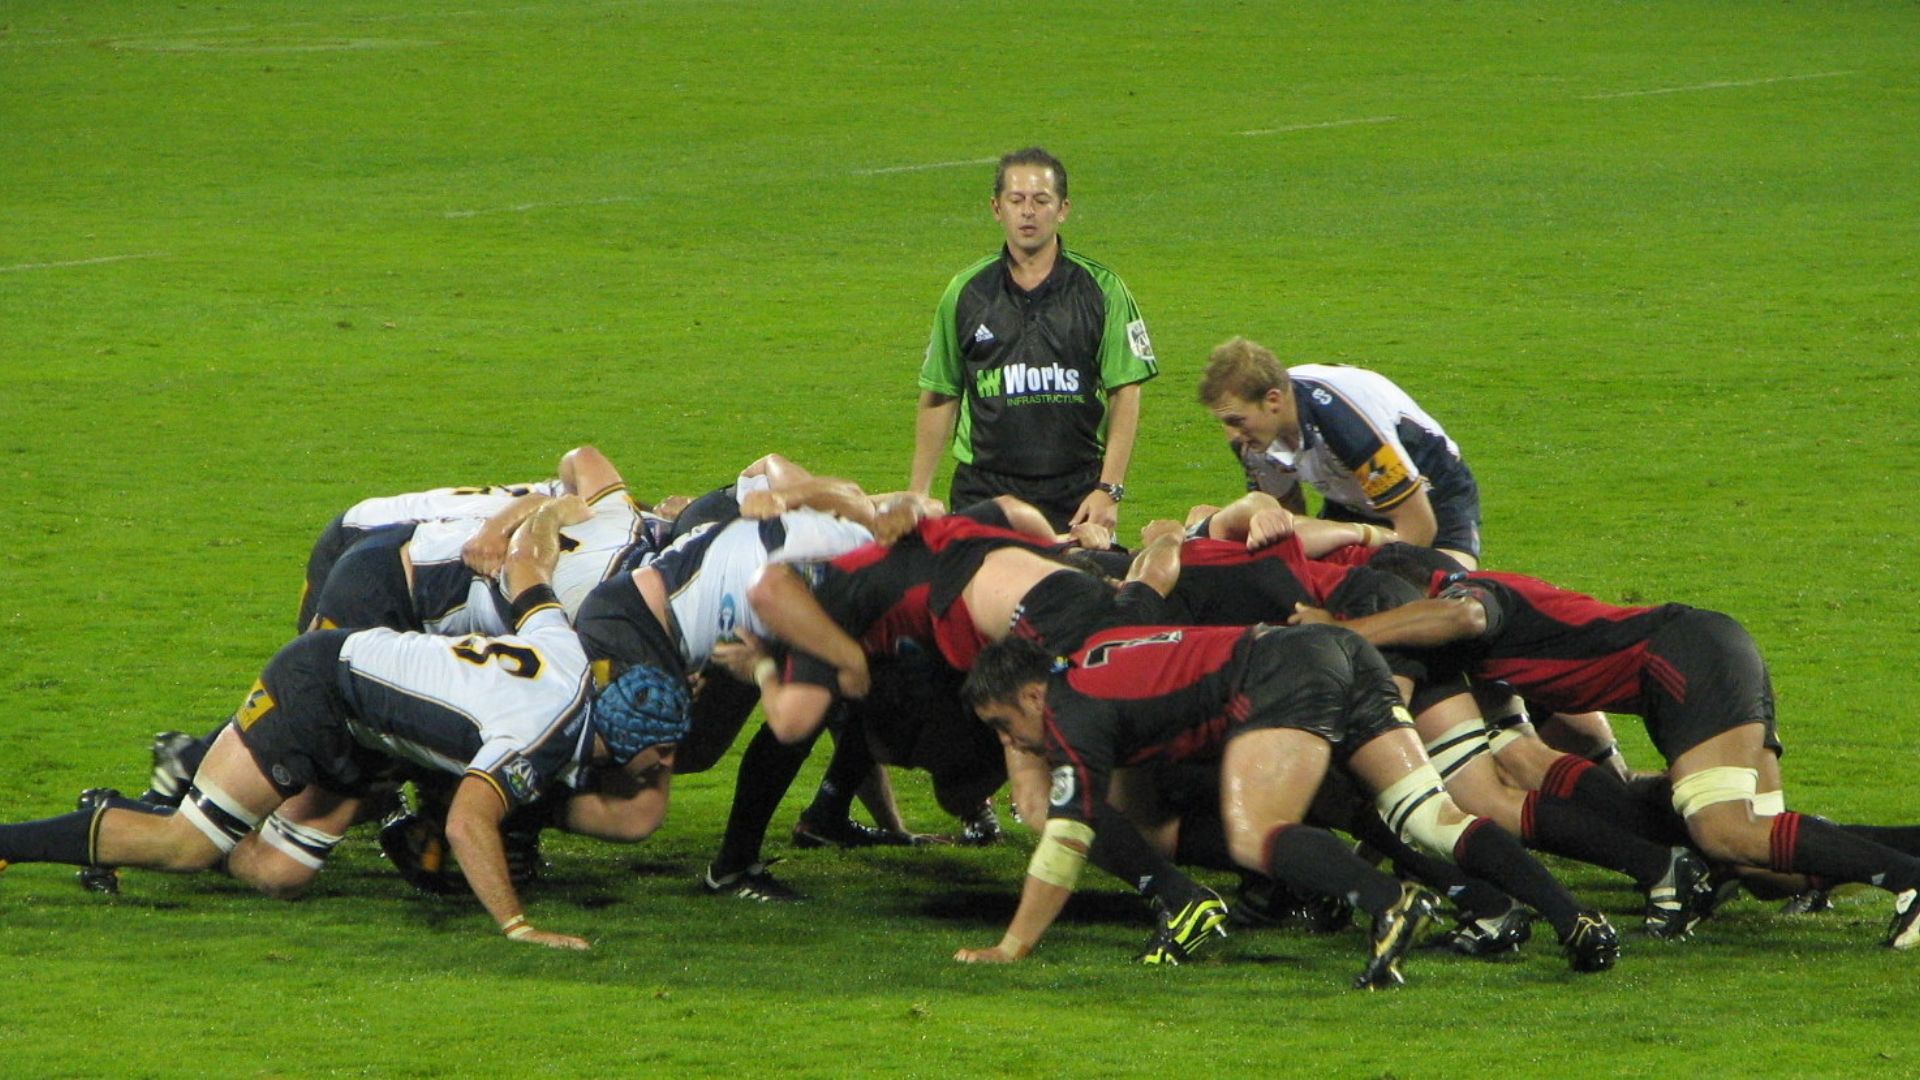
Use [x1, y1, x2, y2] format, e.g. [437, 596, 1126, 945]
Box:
[919, 253, 1001, 397]
[1061, 250, 1157, 389]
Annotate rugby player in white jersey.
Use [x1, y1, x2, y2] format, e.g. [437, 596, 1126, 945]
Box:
[1, 499, 693, 949]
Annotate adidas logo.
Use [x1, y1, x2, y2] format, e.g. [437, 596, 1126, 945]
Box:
[973, 323, 995, 344]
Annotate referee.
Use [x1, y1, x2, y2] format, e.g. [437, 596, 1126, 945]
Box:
[909, 147, 1157, 532]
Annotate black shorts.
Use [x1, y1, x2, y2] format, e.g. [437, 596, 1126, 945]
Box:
[311, 524, 420, 632]
[1640, 609, 1783, 762]
[950, 461, 1101, 534]
[1009, 567, 1125, 655]
[232, 630, 390, 797]
[852, 655, 1005, 816]
[1229, 624, 1413, 760]
[299, 514, 379, 632]
[672, 667, 762, 775]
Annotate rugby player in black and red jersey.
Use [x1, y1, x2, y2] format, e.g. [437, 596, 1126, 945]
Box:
[1327, 552, 1920, 950]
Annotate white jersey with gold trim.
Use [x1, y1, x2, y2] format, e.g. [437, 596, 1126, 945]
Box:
[340, 481, 566, 531]
[653, 510, 873, 666]
[337, 605, 594, 807]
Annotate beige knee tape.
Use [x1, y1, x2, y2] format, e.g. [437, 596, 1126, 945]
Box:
[1375, 763, 1472, 859]
[1670, 766, 1758, 819]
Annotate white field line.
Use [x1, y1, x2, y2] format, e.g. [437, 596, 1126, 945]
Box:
[1582, 71, 1855, 99]
[0, 252, 169, 274]
[854, 157, 1001, 176]
[443, 195, 640, 219]
[1238, 116, 1398, 136]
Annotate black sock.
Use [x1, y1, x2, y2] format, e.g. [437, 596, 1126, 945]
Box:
[1263, 824, 1403, 916]
[1772, 813, 1920, 892]
[0, 808, 104, 866]
[1347, 811, 1511, 920]
[1541, 753, 1689, 845]
[1452, 819, 1584, 938]
[713, 724, 819, 874]
[1523, 791, 1671, 888]
[804, 722, 875, 823]
[1841, 824, 1920, 857]
[1088, 802, 1203, 907]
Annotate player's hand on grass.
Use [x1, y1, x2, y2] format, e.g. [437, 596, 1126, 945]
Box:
[513, 927, 592, 951]
[954, 943, 1022, 964]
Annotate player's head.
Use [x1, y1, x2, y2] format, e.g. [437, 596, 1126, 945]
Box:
[962, 637, 1059, 754]
[1365, 542, 1469, 595]
[574, 574, 692, 764]
[1198, 337, 1292, 452]
[992, 147, 1070, 258]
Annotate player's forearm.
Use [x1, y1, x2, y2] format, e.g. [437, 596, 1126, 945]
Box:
[997, 874, 1076, 958]
[910, 393, 958, 494]
[1292, 517, 1392, 557]
[747, 567, 866, 675]
[1206, 492, 1285, 541]
[1098, 383, 1141, 487]
[1385, 491, 1439, 548]
[1340, 598, 1484, 648]
[1124, 532, 1182, 598]
[445, 779, 523, 930]
[779, 477, 878, 530]
[502, 498, 577, 597]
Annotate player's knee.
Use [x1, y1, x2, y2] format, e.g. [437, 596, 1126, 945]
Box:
[1672, 767, 1765, 863]
[1376, 764, 1474, 860]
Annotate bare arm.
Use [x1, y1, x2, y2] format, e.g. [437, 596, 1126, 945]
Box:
[1068, 383, 1142, 530]
[1299, 595, 1487, 648]
[558, 445, 626, 503]
[993, 496, 1060, 541]
[1380, 487, 1439, 548]
[955, 815, 1091, 964]
[1124, 530, 1182, 599]
[745, 565, 870, 699]
[911, 391, 960, 496]
[1205, 491, 1293, 548]
[446, 776, 587, 950]
[501, 496, 587, 599]
[1290, 517, 1396, 557]
[461, 493, 555, 575]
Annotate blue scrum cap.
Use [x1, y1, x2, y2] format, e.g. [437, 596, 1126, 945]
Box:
[591, 663, 691, 765]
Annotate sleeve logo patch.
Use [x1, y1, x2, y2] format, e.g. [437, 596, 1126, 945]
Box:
[1049, 765, 1077, 808]
[1126, 319, 1155, 363]
[233, 680, 276, 731]
[501, 755, 539, 803]
[1357, 448, 1411, 500]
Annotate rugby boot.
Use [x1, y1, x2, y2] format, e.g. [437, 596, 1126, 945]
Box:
[1885, 889, 1920, 950]
[1561, 911, 1621, 972]
[1644, 847, 1713, 940]
[1352, 883, 1438, 990]
[1439, 903, 1533, 957]
[138, 731, 198, 808]
[72, 788, 123, 895]
[1137, 886, 1230, 965]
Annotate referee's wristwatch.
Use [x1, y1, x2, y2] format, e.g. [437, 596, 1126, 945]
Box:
[1095, 481, 1125, 503]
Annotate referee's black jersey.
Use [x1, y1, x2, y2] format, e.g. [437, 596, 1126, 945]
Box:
[920, 243, 1156, 479]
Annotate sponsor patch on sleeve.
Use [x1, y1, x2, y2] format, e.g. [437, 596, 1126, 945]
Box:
[1049, 765, 1077, 808]
[1356, 447, 1413, 502]
[1126, 319, 1155, 363]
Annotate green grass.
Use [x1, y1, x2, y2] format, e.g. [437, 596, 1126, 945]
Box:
[3, 1, 1919, 1076]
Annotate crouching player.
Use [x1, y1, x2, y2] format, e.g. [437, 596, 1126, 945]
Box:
[0, 501, 691, 949]
[956, 624, 1620, 987]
